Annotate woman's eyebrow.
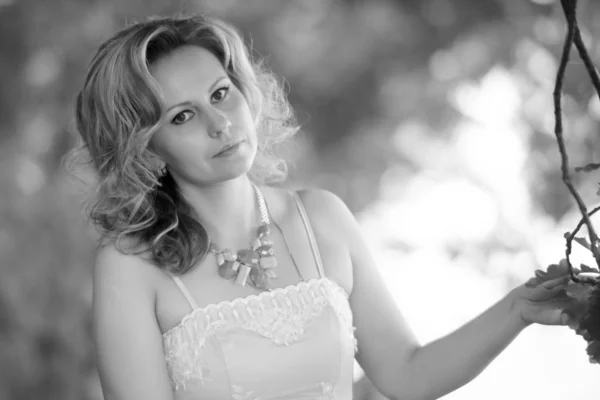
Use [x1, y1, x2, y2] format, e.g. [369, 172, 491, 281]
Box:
[164, 75, 229, 114]
[208, 75, 229, 92]
[165, 101, 192, 114]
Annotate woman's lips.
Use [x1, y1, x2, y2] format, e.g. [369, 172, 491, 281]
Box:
[213, 140, 244, 158]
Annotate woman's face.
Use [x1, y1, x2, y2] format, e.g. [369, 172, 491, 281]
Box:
[148, 45, 257, 186]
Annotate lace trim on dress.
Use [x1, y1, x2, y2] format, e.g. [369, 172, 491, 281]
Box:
[162, 277, 356, 391]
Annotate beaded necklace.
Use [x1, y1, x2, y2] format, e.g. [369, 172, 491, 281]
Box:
[207, 183, 277, 291]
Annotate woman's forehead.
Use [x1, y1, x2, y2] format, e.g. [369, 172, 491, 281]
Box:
[149, 45, 227, 96]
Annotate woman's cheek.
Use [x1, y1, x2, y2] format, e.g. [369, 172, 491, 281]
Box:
[226, 91, 244, 112]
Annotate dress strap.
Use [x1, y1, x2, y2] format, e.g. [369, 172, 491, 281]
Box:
[169, 275, 199, 310]
[292, 191, 326, 279]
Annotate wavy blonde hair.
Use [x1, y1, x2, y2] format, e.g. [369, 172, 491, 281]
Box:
[65, 14, 299, 274]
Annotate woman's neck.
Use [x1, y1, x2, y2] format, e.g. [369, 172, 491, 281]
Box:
[177, 175, 261, 248]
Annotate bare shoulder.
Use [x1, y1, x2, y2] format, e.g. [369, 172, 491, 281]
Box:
[93, 239, 163, 307]
[261, 185, 355, 239]
[95, 237, 157, 275]
[294, 187, 350, 216]
[295, 187, 356, 241]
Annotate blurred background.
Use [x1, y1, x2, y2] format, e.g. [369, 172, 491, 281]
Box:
[1, 0, 600, 399]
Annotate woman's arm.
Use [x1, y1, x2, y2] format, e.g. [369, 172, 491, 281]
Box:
[394, 289, 526, 400]
[92, 243, 174, 400]
[303, 189, 567, 400]
[398, 274, 570, 400]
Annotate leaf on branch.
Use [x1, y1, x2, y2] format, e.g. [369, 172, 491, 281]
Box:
[574, 163, 600, 173]
[574, 236, 592, 251]
[527, 260, 570, 287]
[525, 260, 599, 288]
[580, 263, 597, 273]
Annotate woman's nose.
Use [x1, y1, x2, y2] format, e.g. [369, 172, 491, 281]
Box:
[207, 108, 231, 139]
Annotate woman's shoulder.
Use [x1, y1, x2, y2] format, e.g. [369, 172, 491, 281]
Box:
[294, 187, 348, 214]
[262, 185, 354, 237]
[96, 235, 153, 266]
[93, 236, 164, 299]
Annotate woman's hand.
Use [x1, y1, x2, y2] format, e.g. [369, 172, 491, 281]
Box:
[509, 261, 577, 327]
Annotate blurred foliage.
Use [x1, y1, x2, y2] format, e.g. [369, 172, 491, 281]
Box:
[1, 0, 600, 399]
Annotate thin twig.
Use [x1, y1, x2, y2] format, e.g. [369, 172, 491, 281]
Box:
[555, 0, 600, 278]
[573, 27, 600, 101]
[565, 205, 600, 283]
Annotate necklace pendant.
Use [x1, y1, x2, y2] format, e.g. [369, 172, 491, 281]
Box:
[256, 244, 274, 257]
[210, 184, 278, 291]
[234, 263, 252, 286]
[218, 260, 240, 279]
[237, 248, 259, 265]
[259, 239, 274, 248]
[264, 269, 277, 279]
[257, 224, 270, 238]
[250, 266, 270, 290]
[259, 256, 278, 269]
[223, 250, 236, 261]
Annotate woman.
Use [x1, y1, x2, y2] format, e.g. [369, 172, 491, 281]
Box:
[71, 14, 573, 400]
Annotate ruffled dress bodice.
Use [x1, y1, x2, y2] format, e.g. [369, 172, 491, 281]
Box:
[163, 277, 356, 399]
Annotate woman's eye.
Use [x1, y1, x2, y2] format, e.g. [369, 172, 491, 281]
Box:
[171, 110, 194, 125]
[212, 86, 230, 102]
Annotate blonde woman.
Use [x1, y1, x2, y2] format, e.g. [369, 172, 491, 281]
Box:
[71, 14, 574, 400]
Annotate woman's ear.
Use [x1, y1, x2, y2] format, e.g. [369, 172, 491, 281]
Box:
[145, 144, 166, 176]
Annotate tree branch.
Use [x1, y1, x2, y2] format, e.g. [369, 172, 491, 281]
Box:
[555, 0, 600, 280]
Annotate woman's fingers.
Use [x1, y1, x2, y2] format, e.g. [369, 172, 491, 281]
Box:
[538, 274, 571, 289]
[535, 269, 549, 278]
[528, 286, 565, 301]
[532, 287, 581, 304]
[525, 278, 573, 301]
[539, 308, 570, 326]
[533, 259, 571, 279]
[526, 274, 571, 292]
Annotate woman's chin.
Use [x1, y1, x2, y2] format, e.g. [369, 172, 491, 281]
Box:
[216, 156, 255, 182]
